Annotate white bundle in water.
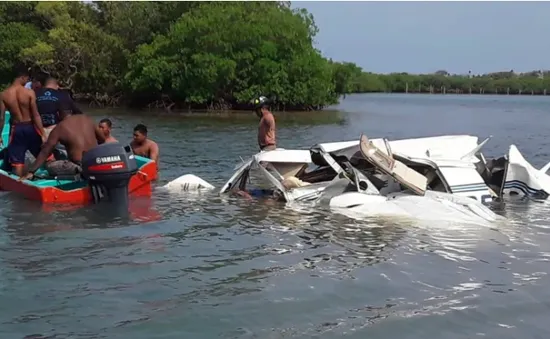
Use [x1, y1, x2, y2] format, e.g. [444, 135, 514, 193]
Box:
[163, 174, 215, 191]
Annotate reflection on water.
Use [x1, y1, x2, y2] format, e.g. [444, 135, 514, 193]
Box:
[1, 94, 550, 338]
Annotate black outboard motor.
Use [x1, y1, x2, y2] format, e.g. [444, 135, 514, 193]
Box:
[82, 143, 138, 211]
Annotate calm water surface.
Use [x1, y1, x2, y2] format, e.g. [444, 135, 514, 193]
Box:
[2, 94, 550, 338]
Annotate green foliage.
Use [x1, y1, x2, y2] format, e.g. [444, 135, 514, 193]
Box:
[331, 61, 363, 95]
[0, 22, 43, 84]
[0, 1, 342, 110]
[125, 1, 337, 110]
[93, 1, 199, 51]
[17, 1, 125, 97]
[0, 1, 546, 111]
[346, 70, 550, 95]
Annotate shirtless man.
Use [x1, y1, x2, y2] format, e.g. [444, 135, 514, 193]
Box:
[0, 70, 46, 176]
[130, 124, 159, 163]
[19, 104, 106, 181]
[98, 118, 118, 143]
[253, 96, 276, 151]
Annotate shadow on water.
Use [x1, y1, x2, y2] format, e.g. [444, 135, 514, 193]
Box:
[0, 193, 162, 239]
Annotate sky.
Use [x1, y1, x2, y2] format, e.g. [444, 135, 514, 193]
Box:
[294, 1, 550, 75]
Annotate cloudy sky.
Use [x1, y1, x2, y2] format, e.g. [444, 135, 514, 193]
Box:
[295, 1, 549, 75]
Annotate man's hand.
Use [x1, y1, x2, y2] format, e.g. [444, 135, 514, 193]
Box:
[18, 172, 34, 182]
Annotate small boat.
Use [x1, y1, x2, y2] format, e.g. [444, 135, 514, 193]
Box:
[0, 112, 158, 204]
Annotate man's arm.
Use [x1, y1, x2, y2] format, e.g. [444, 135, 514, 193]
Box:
[27, 128, 59, 174]
[29, 90, 45, 138]
[149, 141, 159, 163]
[94, 125, 106, 144]
[267, 115, 276, 137]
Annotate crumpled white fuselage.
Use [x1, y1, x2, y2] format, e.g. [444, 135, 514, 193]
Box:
[328, 190, 503, 226]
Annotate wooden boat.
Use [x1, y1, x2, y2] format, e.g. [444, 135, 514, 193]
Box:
[0, 112, 158, 204]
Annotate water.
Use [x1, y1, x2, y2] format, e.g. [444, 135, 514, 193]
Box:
[2, 93, 550, 338]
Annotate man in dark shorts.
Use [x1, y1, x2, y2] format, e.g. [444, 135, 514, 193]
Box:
[19, 104, 106, 181]
[130, 124, 159, 163]
[0, 69, 46, 176]
[253, 96, 276, 151]
[98, 118, 118, 143]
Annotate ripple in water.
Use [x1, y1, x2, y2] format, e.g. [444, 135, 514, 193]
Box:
[2, 96, 550, 338]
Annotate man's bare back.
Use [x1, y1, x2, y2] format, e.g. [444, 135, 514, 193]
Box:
[53, 115, 105, 162]
[0, 72, 47, 176]
[21, 114, 106, 180]
[0, 80, 45, 147]
[0, 78, 45, 145]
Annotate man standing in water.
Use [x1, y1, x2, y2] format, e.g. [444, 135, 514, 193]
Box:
[98, 118, 118, 143]
[130, 124, 159, 163]
[0, 70, 46, 176]
[254, 96, 276, 151]
[19, 102, 106, 180]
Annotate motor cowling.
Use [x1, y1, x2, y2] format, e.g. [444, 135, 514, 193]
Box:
[82, 143, 138, 207]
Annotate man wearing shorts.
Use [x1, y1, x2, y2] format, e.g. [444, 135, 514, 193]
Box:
[0, 69, 46, 176]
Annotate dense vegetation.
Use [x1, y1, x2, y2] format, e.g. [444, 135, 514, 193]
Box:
[0, 2, 547, 113]
[342, 67, 550, 95]
[0, 1, 340, 111]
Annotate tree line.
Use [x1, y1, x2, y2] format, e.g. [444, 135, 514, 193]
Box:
[334, 63, 550, 96]
[0, 2, 546, 114]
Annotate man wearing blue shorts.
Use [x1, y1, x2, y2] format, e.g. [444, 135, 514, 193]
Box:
[0, 70, 46, 176]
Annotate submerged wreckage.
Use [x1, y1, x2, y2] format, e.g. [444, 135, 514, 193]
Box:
[164, 134, 547, 225]
[164, 133, 550, 224]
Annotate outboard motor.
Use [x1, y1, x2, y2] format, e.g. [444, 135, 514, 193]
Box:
[82, 143, 138, 211]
